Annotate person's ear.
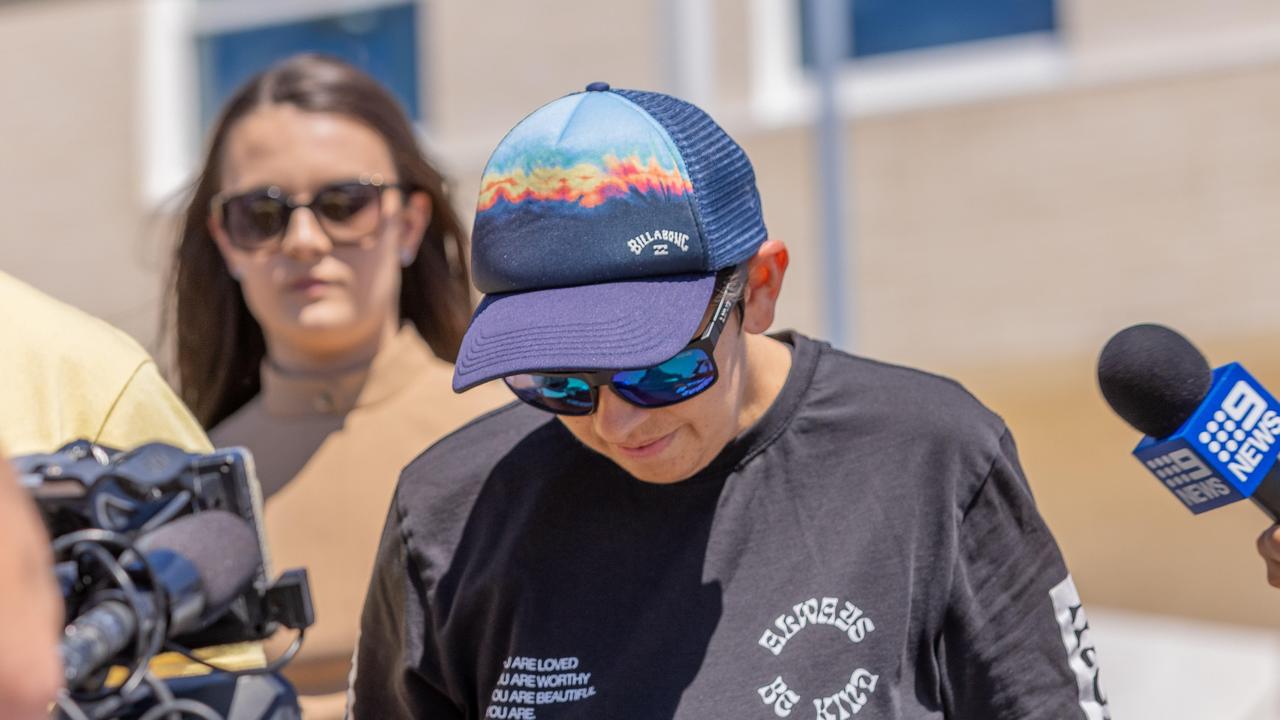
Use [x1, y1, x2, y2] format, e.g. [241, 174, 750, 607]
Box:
[396, 190, 431, 267]
[207, 213, 245, 281]
[741, 239, 789, 335]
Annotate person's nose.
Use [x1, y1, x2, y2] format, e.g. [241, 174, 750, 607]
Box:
[592, 388, 649, 443]
[280, 206, 333, 261]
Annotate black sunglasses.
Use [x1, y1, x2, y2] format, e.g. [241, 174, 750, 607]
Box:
[211, 175, 403, 251]
[503, 267, 746, 416]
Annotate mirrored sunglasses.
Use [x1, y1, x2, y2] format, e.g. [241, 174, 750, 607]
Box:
[502, 267, 744, 416]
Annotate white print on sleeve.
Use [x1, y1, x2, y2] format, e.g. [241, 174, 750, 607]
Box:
[753, 596, 880, 718]
[484, 656, 597, 719]
[1049, 575, 1110, 720]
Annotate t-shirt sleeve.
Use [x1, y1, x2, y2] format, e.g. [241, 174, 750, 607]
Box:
[95, 360, 213, 453]
[938, 429, 1109, 720]
[350, 496, 461, 720]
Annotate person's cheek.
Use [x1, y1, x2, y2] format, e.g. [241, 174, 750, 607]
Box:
[237, 264, 280, 321]
[560, 416, 602, 454]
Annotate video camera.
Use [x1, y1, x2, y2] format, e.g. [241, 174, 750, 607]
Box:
[15, 440, 314, 720]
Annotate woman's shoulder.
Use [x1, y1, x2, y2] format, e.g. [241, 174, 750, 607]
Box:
[207, 396, 264, 447]
[394, 332, 511, 415]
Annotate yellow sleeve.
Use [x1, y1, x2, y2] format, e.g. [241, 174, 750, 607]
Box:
[95, 360, 213, 454]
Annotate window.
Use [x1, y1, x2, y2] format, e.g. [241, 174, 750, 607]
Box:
[749, 0, 1067, 125]
[798, 0, 1057, 62]
[196, 1, 421, 132]
[140, 0, 424, 205]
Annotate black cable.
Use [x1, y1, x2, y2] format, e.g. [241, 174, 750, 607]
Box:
[84, 687, 129, 720]
[163, 627, 306, 676]
[137, 699, 224, 720]
[137, 670, 179, 720]
[72, 669, 226, 720]
[54, 690, 92, 720]
[55, 539, 145, 719]
[72, 542, 153, 700]
[138, 490, 194, 533]
[133, 670, 225, 720]
[53, 528, 169, 701]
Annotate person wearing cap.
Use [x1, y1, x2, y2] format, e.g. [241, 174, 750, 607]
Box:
[351, 85, 1107, 719]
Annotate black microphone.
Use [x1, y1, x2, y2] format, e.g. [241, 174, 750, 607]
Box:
[1098, 323, 1280, 520]
[59, 510, 261, 688]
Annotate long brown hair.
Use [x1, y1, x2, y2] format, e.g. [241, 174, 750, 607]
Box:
[168, 54, 471, 429]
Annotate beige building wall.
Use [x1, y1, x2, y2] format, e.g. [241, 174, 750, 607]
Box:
[0, 0, 164, 345]
[3, 0, 1280, 636]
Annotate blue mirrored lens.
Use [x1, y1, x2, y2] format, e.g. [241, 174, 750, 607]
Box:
[611, 348, 717, 407]
[504, 374, 594, 415]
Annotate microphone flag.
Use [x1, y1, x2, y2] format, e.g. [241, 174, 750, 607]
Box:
[1133, 363, 1280, 514]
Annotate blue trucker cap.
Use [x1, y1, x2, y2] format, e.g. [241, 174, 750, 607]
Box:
[452, 82, 767, 391]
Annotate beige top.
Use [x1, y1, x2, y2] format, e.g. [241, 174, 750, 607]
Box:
[210, 326, 508, 714]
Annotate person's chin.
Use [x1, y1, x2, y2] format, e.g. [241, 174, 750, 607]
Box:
[290, 302, 357, 329]
[608, 432, 695, 484]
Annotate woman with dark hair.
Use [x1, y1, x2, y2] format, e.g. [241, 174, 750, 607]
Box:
[167, 54, 504, 716]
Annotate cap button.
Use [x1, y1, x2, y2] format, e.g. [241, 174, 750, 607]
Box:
[585, 81, 611, 92]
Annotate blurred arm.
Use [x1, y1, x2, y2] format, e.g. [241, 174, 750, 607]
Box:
[0, 454, 63, 719]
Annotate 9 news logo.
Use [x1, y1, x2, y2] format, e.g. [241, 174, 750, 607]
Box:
[1195, 380, 1280, 483]
[1134, 368, 1280, 513]
[1142, 448, 1232, 508]
[1199, 410, 1248, 462]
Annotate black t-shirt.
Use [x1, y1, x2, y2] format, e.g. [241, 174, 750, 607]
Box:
[352, 333, 1109, 720]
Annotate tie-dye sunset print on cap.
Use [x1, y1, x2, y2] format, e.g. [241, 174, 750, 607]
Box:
[471, 91, 707, 295]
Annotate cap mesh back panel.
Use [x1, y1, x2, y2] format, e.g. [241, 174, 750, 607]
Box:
[615, 89, 767, 269]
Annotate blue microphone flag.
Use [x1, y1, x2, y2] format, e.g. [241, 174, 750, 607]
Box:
[1133, 363, 1280, 513]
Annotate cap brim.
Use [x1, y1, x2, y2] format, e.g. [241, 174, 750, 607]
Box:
[453, 273, 716, 391]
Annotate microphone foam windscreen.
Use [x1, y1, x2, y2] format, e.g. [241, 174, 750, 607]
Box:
[136, 510, 261, 608]
[1097, 323, 1212, 439]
